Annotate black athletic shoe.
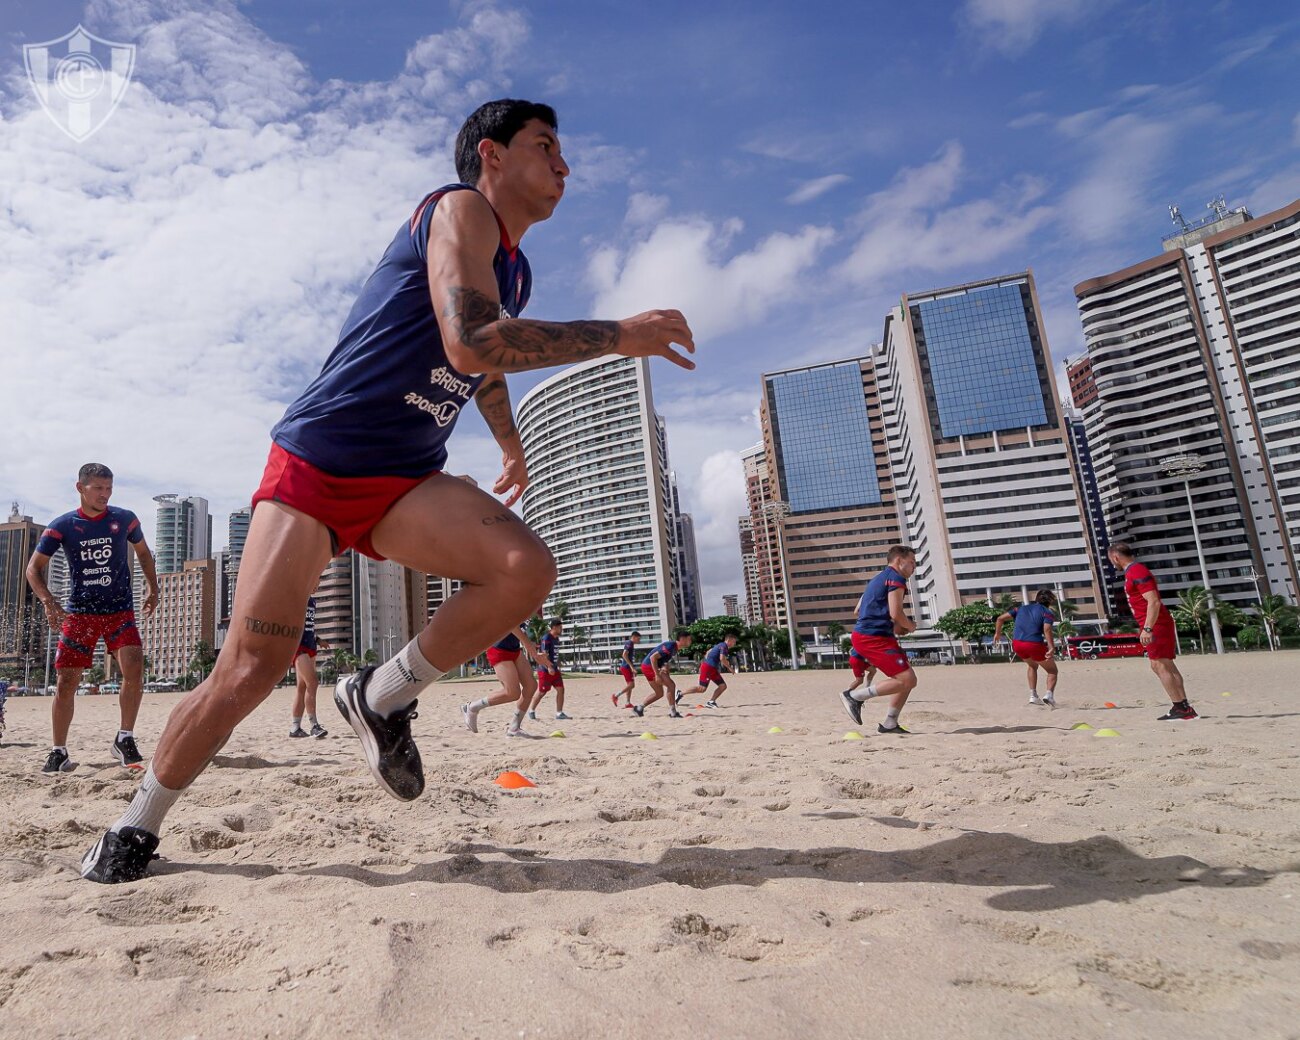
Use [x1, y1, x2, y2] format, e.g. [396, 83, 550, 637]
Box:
[112, 734, 143, 767]
[80, 827, 160, 884]
[1157, 703, 1198, 721]
[42, 748, 74, 774]
[309, 722, 328, 739]
[668, 710, 683, 719]
[673, 692, 684, 705]
[334, 667, 424, 801]
[289, 726, 308, 738]
[877, 722, 910, 735]
[839, 690, 863, 727]
[631, 705, 645, 718]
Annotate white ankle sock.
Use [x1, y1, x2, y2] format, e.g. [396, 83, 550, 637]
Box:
[881, 707, 901, 729]
[291, 716, 302, 728]
[856, 684, 877, 702]
[111, 764, 183, 836]
[470, 697, 490, 712]
[365, 639, 443, 717]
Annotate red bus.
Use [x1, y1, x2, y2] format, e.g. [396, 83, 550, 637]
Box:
[1065, 634, 1148, 660]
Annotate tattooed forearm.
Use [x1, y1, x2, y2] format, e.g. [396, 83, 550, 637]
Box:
[475, 375, 518, 439]
[244, 617, 301, 639]
[446, 287, 621, 372]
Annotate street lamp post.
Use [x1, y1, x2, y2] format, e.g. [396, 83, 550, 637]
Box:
[761, 500, 799, 670]
[1248, 568, 1276, 652]
[1160, 453, 1225, 655]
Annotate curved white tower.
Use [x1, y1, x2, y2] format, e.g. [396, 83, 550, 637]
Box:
[517, 357, 677, 662]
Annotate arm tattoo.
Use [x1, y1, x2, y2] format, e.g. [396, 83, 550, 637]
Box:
[244, 617, 301, 640]
[475, 375, 517, 439]
[446, 287, 621, 372]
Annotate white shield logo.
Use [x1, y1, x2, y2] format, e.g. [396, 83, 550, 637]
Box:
[25, 24, 135, 142]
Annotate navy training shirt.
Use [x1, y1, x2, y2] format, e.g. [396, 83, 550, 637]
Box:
[493, 627, 524, 652]
[271, 184, 532, 477]
[704, 641, 729, 668]
[35, 507, 143, 614]
[644, 640, 677, 667]
[1010, 603, 1056, 643]
[299, 597, 317, 652]
[540, 632, 560, 667]
[854, 566, 908, 637]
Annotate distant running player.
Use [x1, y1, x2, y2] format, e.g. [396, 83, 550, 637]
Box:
[613, 630, 642, 707]
[289, 596, 329, 738]
[840, 545, 918, 734]
[78, 98, 695, 884]
[26, 463, 159, 773]
[462, 624, 539, 736]
[993, 590, 1058, 708]
[632, 628, 693, 718]
[679, 630, 738, 707]
[529, 618, 568, 720]
[842, 645, 876, 703]
[1107, 543, 1197, 720]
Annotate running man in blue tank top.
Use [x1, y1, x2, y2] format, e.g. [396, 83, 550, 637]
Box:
[993, 590, 1060, 708]
[81, 99, 697, 884]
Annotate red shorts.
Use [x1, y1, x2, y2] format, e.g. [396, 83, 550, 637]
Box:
[487, 646, 520, 667]
[1143, 622, 1178, 660]
[698, 663, 725, 687]
[537, 669, 564, 692]
[619, 664, 635, 682]
[850, 655, 868, 679]
[292, 645, 317, 662]
[56, 610, 141, 669]
[849, 633, 911, 678]
[1012, 639, 1050, 663]
[640, 662, 659, 681]
[252, 443, 437, 560]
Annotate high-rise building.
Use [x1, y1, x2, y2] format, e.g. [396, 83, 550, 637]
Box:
[518, 357, 678, 659]
[878, 272, 1104, 624]
[0, 504, 50, 679]
[138, 558, 216, 679]
[1073, 198, 1300, 609]
[1063, 405, 1120, 615]
[667, 472, 703, 624]
[153, 495, 210, 574]
[314, 553, 355, 655]
[739, 444, 783, 627]
[722, 594, 739, 617]
[354, 555, 417, 663]
[224, 506, 252, 621]
[738, 514, 760, 625]
[758, 358, 904, 639]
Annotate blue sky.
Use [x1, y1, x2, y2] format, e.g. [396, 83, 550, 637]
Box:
[3, 0, 1298, 613]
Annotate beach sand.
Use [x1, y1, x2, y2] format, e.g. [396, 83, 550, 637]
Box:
[1, 653, 1297, 1040]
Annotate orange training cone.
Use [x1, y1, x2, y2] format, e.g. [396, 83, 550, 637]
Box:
[493, 770, 536, 789]
[1103, 702, 1117, 709]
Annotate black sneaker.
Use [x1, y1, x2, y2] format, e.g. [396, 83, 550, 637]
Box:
[309, 722, 328, 739]
[289, 726, 308, 738]
[839, 690, 863, 727]
[1157, 703, 1198, 721]
[877, 722, 910, 735]
[80, 827, 160, 884]
[668, 710, 683, 719]
[673, 692, 684, 705]
[42, 748, 74, 774]
[334, 667, 424, 801]
[631, 705, 645, 717]
[112, 734, 143, 767]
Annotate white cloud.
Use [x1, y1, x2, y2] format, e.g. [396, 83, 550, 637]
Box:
[786, 174, 850, 205]
[587, 216, 834, 340]
[625, 191, 670, 226]
[962, 0, 1103, 56]
[0, 0, 526, 541]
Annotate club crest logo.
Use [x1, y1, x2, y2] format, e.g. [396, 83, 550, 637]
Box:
[25, 24, 135, 142]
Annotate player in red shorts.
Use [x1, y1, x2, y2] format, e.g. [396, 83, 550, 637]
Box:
[613, 630, 642, 707]
[993, 590, 1059, 708]
[841, 545, 918, 733]
[461, 624, 539, 736]
[528, 618, 568, 721]
[1108, 543, 1197, 720]
[288, 595, 329, 739]
[842, 646, 877, 703]
[26, 463, 159, 773]
[632, 628, 693, 718]
[78, 99, 695, 884]
[678, 630, 739, 707]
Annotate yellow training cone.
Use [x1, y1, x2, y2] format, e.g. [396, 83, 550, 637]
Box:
[768, 726, 784, 734]
[1069, 722, 1092, 730]
[1093, 728, 1120, 738]
[1220, 691, 1232, 697]
[843, 731, 864, 741]
[550, 730, 566, 738]
[639, 732, 658, 740]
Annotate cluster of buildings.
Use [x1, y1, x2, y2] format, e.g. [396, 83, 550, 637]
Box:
[739, 196, 1299, 653]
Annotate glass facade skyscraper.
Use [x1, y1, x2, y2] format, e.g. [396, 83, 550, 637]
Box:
[765, 361, 882, 513]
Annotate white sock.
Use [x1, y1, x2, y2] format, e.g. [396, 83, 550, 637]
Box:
[117, 730, 133, 741]
[365, 638, 444, 717]
[881, 707, 901, 729]
[291, 716, 302, 729]
[111, 764, 183, 837]
[1029, 689, 1039, 698]
[307, 715, 319, 726]
[53, 745, 68, 754]
[854, 684, 877, 702]
[469, 697, 490, 712]
[512, 710, 525, 725]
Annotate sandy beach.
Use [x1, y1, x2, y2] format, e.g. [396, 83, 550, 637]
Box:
[1, 653, 1297, 1040]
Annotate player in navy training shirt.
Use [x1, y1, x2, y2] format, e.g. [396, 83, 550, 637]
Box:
[528, 618, 570, 720]
[288, 595, 330, 738]
[679, 630, 739, 708]
[613, 630, 642, 708]
[26, 463, 159, 774]
[461, 622, 540, 737]
[842, 545, 919, 734]
[632, 628, 693, 718]
[994, 590, 1060, 707]
[80, 99, 696, 885]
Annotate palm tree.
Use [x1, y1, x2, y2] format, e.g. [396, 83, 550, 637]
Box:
[1172, 586, 1211, 653]
[571, 625, 588, 668]
[1252, 593, 1299, 651]
[362, 647, 378, 666]
[525, 614, 548, 644]
[826, 621, 845, 668]
[1054, 618, 1076, 658]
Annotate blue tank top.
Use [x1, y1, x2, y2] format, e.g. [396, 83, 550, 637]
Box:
[271, 184, 532, 477]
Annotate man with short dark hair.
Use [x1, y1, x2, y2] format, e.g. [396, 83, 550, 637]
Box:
[841, 545, 919, 733]
[679, 630, 739, 708]
[993, 589, 1060, 708]
[288, 595, 328, 739]
[1107, 543, 1197, 720]
[528, 617, 568, 721]
[26, 463, 159, 773]
[78, 98, 695, 883]
[613, 630, 642, 708]
[632, 628, 693, 718]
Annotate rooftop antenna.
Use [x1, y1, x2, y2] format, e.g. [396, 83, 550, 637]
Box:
[1207, 194, 1229, 220]
[1169, 203, 1188, 230]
